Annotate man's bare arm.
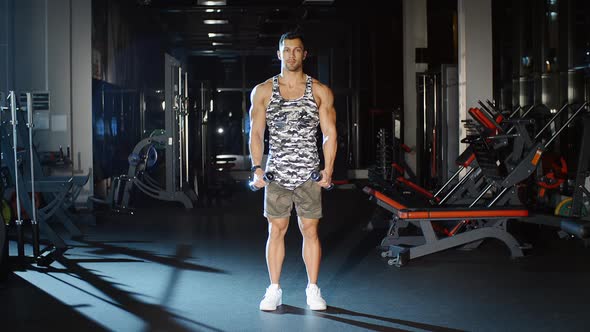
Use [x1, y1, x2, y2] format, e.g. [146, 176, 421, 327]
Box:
[248, 83, 269, 186]
[317, 83, 337, 185]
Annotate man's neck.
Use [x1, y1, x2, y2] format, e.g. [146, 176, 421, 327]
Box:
[279, 70, 305, 85]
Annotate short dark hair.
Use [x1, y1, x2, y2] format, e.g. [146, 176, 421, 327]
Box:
[279, 30, 305, 49]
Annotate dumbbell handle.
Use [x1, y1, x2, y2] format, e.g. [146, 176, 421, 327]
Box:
[249, 172, 275, 191]
[311, 171, 334, 191]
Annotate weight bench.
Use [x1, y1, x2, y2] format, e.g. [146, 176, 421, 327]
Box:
[364, 186, 530, 267]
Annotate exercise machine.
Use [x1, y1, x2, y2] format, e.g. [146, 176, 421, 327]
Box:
[90, 54, 197, 211]
[364, 101, 590, 267]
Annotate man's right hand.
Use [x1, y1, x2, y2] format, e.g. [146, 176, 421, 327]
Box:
[252, 168, 268, 189]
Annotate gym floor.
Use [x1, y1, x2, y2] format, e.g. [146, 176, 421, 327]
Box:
[1, 183, 589, 332]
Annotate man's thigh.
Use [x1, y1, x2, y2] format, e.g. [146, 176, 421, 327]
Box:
[293, 180, 322, 219]
[264, 182, 294, 218]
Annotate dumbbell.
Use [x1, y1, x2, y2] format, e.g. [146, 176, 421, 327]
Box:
[249, 172, 275, 191]
[310, 170, 334, 191]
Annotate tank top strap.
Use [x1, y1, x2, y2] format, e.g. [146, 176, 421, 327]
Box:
[272, 75, 280, 95]
[304, 75, 313, 98]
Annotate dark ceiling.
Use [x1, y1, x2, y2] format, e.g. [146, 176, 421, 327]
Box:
[129, 0, 364, 56]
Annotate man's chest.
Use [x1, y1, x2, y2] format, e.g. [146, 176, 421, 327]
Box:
[278, 84, 305, 100]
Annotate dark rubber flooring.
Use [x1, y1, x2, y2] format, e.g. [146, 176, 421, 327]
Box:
[1, 182, 589, 331]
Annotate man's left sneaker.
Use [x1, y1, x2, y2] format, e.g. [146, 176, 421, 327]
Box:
[306, 284, 327, 311]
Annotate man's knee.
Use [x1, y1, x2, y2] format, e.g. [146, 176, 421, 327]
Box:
[298, 219, 319, 239]
[268, 218, 289, 237]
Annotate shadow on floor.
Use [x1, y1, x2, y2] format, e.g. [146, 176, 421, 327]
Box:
[270, 304, 466, 332]
[2, 237, 229, 332]
[71, 238, 229, 274]
[0, 272, 107, 331]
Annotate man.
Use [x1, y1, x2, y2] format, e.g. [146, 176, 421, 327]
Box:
[248, 31, 337, 311]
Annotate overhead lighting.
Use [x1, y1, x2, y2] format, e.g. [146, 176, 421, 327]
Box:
[198, 0, 226, 5]
[302, 0, 334, 4]
[208, 33, 231, 38]
[204, 19, 228, 24]
[212, 42, 231, 46]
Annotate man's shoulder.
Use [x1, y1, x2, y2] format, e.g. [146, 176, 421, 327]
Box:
[250, 78, 275, 106]
[253, 78, 274, 94]
[311, 78, 332, 92]
[251, 78, 273, 99]
[260, 77, 275, 87]
[310, 78, 333, 99]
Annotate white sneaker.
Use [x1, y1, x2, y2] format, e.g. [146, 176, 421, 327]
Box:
[259, 285, 282, 311]
[306, 284, 327, 310]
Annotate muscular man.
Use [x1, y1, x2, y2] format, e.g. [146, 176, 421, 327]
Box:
[249, 31, 337, 311]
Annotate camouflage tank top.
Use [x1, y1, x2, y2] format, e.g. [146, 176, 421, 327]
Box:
[265, 74, 320, 190]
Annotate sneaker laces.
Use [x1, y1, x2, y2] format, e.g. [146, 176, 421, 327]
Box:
[263, 286, 280, 300]
[307, 285, 322, 298]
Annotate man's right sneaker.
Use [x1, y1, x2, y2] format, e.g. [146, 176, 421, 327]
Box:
[259, 285, 282, 311]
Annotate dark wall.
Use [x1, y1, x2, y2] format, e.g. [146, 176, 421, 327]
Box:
[92, 0, 167, 89]
[427, 0, 457, 66]
[492, 0, 590, 175]
[492, 0, 590, 109]
[92, 0, 170, 181]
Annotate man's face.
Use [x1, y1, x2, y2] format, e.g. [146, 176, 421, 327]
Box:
[278, 38, 307, 72]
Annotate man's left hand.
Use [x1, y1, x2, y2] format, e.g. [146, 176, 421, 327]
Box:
[317, 169, 332, 189]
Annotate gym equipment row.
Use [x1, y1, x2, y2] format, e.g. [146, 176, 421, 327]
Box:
[14, 93, 91, 240]
[1, 91, 90, 267]
[364, 102, 539, 233]
[364, 101, 590, 267]
[370, 102, 536, 207]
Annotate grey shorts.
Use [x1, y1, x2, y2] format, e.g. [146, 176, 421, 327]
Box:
[264, 180, 322, 219]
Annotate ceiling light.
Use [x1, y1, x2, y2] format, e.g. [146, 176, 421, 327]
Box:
[302, 0, 334, 4]
[206, 9, 215, 12]
[212, 42, 231, 46]
[198, 0, 226, 5]
[208, 33, 231, 38]
[204, 19, 228, 24]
